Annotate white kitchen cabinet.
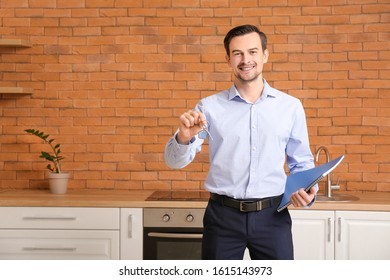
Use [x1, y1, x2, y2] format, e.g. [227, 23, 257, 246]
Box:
[120, 208, 143, 260]
[290, 210, 334, 260]
[335, 211, 390, 260]
[290, 210, 390, 260]
[0, 230, 119, 260]
[0, 207, 120, 260]
[0, 207, 119, 229]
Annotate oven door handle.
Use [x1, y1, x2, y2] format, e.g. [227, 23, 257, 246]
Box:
[147, 232, 203, 239]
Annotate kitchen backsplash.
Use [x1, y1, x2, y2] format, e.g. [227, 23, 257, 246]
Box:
[0, 0, 388, 193]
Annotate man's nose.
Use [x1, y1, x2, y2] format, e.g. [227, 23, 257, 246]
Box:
[241, 53, 250, 63]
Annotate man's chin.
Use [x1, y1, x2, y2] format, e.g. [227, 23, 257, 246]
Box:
[236, 74, 261, 83]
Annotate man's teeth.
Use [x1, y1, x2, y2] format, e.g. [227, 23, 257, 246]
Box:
[240, 66, 254, 70]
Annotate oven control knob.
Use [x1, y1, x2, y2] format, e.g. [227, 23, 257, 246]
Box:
[162, 214, 170, 222]
[186, 214, 194, 222]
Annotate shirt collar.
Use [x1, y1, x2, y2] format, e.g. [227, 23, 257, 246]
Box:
[228, 79, 278, 103]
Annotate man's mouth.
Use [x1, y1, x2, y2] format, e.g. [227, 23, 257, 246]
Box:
[238, 65, 255, 71]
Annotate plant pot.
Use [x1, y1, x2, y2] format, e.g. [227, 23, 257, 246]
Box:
[47, 172, 70, 194]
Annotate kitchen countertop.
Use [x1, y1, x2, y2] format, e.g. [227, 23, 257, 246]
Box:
[0, 189, 389, 211]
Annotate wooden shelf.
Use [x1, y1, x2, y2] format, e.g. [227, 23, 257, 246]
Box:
[0, 87, 33, 95]
[0, 39, 32, 48]
[0, 40, 33, 97]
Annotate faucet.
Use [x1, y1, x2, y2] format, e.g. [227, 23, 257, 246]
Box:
[315, 146, 340, 198]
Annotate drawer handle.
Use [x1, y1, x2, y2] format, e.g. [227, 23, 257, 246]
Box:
[23, 247, 76, 252]
[338, 217, 342, 242]
[147, 232, 203, 239]
[128, 215, 132, 238]
[22, 216, 77, 221]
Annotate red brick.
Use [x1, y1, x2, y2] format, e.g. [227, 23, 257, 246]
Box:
[347, 182, 377, 192]
[363, 136, 390, 145]
[318, 126, 348, 136]
[332, 4, 362, 15]
[318, 72, 349, 82]
[363, 4, 390, 14]
[86, 180, 115, 189]
[365, 80, 390, 89]
[84, 0, 114, 8]
[261, 16, 290, 25]
[304, 80, 333, 90]
[332, 135, 362, 144]
[364, 173, 390, 183]
[318, 34, 348, 43]
[347, 144, 376, 154]
[333, 42, 362, 52]
[363, 117, 390, 126]
[333, 117, 362, 126]
[303, 44, 333, 53]
[143, 181, 171, 190]
[171, 180, 200, 190]
[305, 25, 333, 34]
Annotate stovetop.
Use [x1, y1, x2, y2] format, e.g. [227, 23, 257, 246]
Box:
[146, 190, 210, 201]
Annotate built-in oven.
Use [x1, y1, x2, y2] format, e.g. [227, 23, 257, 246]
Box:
[143, 208, 205, 260]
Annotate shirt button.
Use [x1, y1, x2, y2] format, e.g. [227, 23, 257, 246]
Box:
[252, 147, 256, 151]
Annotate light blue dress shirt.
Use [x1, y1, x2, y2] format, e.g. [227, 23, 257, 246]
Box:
[165, 80, 315, 199]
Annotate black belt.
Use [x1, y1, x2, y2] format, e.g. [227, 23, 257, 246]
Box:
[210, 193, 282, 212]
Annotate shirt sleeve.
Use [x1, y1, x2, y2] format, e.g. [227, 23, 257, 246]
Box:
[286, 101, 315, 174]
[164, 130, 203, 169]
[286, 101, 319, 198]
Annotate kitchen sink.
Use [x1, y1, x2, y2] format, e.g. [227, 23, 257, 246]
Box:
[316, 194, 359, 202]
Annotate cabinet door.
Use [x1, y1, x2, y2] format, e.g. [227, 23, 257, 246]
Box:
[120, 208, 143, 260]
[290, 210, 334, 260]
[0, 230, 119, 260]
[335, 211, 390, 260]
[0, 207, 119, 230]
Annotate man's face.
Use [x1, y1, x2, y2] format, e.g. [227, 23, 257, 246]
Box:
[226, 32, 269, 83]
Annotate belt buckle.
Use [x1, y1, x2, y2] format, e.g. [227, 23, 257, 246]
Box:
[239, 201, 262, 212]
[239, 201, 248, 212]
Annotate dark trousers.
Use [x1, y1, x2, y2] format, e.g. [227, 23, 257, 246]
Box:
[201, 198, 294, 260]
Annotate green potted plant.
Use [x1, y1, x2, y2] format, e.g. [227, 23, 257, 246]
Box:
[25, 129, 70, 194]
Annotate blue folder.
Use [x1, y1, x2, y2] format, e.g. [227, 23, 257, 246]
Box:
[277, 155, 345, 212]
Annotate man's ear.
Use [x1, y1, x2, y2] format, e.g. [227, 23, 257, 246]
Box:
[225, 54, 231, 66]
[263, 49, 269, 63]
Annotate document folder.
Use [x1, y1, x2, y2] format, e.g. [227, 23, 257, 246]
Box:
[277, 155, 345, 212]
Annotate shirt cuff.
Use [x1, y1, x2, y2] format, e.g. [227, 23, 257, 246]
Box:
[172, 131, 196, 152]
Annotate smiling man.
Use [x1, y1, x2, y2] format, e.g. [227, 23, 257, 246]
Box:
[165, 25, 316, 260]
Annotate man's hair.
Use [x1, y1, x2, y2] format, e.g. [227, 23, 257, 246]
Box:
[223, 24, 267, 56]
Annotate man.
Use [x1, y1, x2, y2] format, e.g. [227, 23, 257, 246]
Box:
[165, 25, 316, 260]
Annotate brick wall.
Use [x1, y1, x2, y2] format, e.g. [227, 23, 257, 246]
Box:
[0, 0, 389, 193]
